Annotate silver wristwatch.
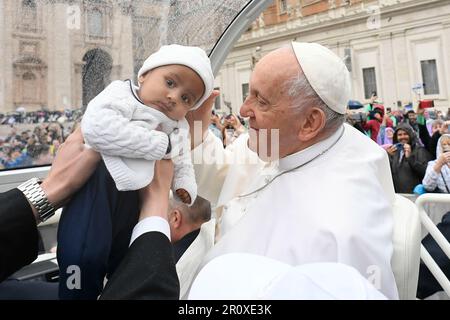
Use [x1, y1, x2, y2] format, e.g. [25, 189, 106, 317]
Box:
[17, 177, 55, 223]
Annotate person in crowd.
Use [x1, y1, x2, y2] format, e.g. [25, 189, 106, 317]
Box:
[169, 195, 212, 262]
[2, 146, 30, 169]
[422, 134, 450, 193]
[57, 44, 214, 299]
[417, 135, 450, 299]
[344, 109, 366, 134]
[208, 110, 223, 140]
[385, 107, 397, 127]
[386, 124, 432, 193]
[431, 119, 444, 136]
[377, 126, 395, 150]
[416, 108, 449, 160]
[404, 110, 419, 132]
[168, 195, 215, 299]
[29, 144, 53, 166]
[362, 104, 393, 142]
[221, 113, 246, 147]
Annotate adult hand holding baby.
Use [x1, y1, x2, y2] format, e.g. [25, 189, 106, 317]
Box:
[40, 127, 101, 210]
[139, 159, 174, 221]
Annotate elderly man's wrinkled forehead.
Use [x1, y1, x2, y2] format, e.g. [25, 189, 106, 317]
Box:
[254, 47, 300, 85]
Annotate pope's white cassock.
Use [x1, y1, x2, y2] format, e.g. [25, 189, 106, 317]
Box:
[192, 122, 399, 299]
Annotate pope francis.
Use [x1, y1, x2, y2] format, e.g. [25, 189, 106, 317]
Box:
[187, 42, 399, 299]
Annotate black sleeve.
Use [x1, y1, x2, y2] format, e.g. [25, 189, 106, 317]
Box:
[408, 147, 432, 178]
[418, 123, 431, 151]
[100, 231, 179, 300]
[0, 189, 39, 282]
[429, 131, 441, 160]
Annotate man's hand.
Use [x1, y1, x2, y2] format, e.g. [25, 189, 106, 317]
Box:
[186, 90, 220, 149]
[40, 127, 101, 209]
[139, 160, 174, 221]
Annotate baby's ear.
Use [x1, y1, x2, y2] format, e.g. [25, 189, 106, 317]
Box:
[138, 75, 145, 84]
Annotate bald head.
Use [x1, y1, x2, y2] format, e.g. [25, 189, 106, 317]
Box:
[168, 196, 212, 243]
[169, 196, 211, 225]
[254, 46, 300, 98]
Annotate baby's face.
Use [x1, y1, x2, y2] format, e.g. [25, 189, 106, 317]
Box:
[138, 65, 205, 121]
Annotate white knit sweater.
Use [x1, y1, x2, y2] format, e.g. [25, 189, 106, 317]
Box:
[81, 80, 197, 205]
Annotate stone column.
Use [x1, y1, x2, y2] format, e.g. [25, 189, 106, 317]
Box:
[112, 3, 133, 81]
[3, 1, 15, 112]
[46, 2, 72, 110]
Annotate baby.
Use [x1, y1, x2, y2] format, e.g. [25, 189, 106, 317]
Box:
[57, 44, 214, 299]
[82, 44, 214, 204]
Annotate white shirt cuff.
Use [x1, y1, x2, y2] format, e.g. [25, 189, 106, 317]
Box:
[129, 216, 171, 246]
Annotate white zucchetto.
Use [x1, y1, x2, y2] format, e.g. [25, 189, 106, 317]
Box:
[291, 42, 351, 114]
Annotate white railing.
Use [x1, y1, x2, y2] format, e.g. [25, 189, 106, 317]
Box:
[416, 193, 450, 297]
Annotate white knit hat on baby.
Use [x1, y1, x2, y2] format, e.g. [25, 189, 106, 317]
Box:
[137, 44, 214, 110]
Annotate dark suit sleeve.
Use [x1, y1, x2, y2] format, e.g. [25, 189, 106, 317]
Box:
[0, 189, 39, 282]
[100, 231, 179, 300]
[418, 123, 431, 151]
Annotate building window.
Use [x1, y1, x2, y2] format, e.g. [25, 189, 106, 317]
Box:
[214, 87, 221, 110]
[241, 83, 249, 102]
[22, 72, 37, 103]
[421, 59, 440, 95]
[88, 9, 104, 37]
[21, 0, 37, 32]
[362, 67, 377, 100]
[279, 0, 288, 14]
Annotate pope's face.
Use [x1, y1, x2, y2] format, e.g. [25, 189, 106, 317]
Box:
[240, 48, 302, 160]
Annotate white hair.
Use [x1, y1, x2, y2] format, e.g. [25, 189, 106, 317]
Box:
[284, 71, 345, 134]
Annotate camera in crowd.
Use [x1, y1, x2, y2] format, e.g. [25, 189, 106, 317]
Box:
[347, 111, 368, 122]
[394, 143, 403, 152]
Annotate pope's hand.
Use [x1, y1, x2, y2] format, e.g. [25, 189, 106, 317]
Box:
[186, 90, 220, 149]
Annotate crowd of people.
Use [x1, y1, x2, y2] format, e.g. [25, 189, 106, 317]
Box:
[0, 120, 77, 170]
[346, 98, 450, 195]
[208, 110, 247, 147]
[0, 109, 83, 126]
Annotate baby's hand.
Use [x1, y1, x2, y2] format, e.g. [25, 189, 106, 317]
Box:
[176, 188, 191, 204]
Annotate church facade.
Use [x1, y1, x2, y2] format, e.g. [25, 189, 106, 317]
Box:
[215, 0, 450, 114]
[0, 0, 244, 114]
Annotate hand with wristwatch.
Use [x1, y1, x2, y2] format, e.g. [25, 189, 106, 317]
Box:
[17, 127, 101, 223]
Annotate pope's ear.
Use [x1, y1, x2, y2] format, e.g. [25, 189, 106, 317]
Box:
[297, 107, 326, 142]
